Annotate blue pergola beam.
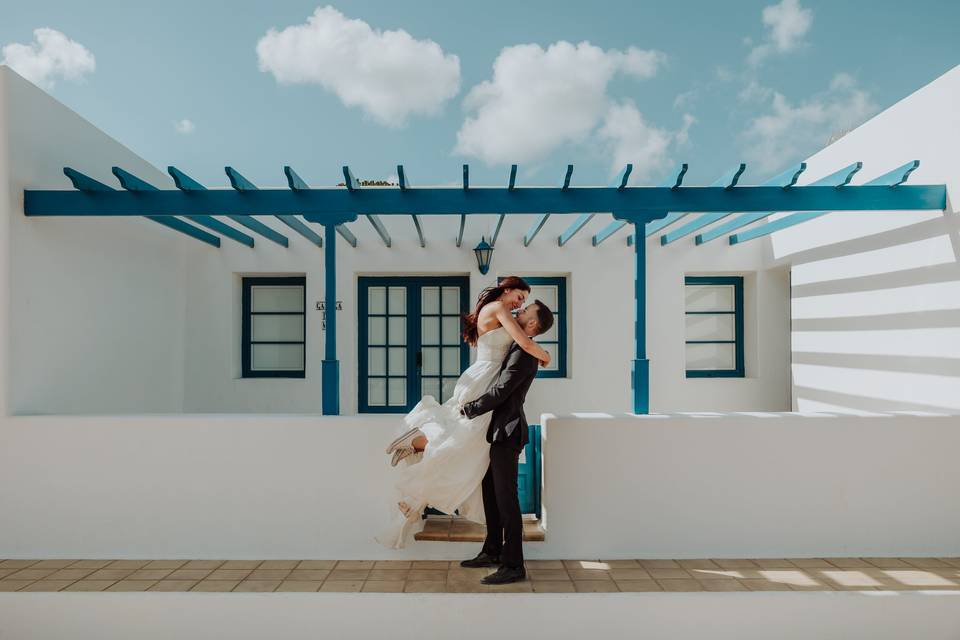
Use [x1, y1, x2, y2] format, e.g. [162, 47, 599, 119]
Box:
[493, 165, 516, 247]
[396, 165, 424, 247]
[729, 161, 919, 245]
[286, 166, 357, 247]
[524, 165, 574, 246]
[62, 167, 220, 247]
[456, 214, 465, 247]
[341, 165, 390, 247]
[508, 164, 518, 190]
[491, 214, 505, 247]
[561, 164, 574, 190]
[559, 164, 633, 246]
[222, 167, 296, 247]
[697, 162, 862, 244]
[167, 166, 289, 247]
[593, 163, 686, 246]
[367, 215, 392, 247]
[645, 164, 746, 237]
[113, 167, 254, 247]
[660, 162, 806, 245]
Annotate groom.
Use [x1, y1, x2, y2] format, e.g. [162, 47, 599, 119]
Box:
[458, 300, 555, 584]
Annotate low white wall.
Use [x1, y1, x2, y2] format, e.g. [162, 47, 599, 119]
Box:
[543, 413, 960, 558]
[2, 412, 958, 560]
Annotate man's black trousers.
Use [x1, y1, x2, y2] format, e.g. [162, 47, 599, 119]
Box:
[480, 440, 524, 569]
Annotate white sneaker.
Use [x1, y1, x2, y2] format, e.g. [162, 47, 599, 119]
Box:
[391, 447, 416, 467]
[386, 427, 423, 455]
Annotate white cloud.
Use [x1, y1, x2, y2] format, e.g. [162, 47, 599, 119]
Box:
[1, 28, 95, 89]
[598, 102, 693, 182]
[747, 0, 813, 66]
[739, 73, 877, 173]
[174, 119, 195, 134]
[256, 6, 460, 126]
[454, 40, 667, 166]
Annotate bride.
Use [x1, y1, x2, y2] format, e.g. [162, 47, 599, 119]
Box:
[375, 276, 551, 548]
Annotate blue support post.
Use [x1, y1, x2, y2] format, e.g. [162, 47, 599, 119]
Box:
[632, 220, 649, 414]
[322, 222, 339, 415]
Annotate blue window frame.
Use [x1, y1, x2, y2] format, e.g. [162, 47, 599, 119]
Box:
[241, 276, 306, 378]
[501, 276, 567, 378]
[684, 276, 744, 378]
[358, 276, 470, 413]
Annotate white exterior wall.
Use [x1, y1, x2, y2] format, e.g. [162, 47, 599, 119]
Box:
[764, 64, 960, 412]
[0, 67, 187, 415]
[0, 65, 791, 416]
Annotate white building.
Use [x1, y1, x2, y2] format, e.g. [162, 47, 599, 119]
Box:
[0, 61, 958, 566]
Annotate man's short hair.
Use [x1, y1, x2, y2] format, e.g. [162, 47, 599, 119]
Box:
[531, 299, 555, 336]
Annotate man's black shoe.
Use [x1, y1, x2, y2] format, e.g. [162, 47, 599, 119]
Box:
[481, 565, 526, 584]
[460, 552, 500, 568]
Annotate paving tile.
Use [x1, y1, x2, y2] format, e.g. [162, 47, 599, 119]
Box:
[614, 580, 662, 592]
[567, 569, 612, 581]
[740, 579, 792, 591]
[937, 558, 960, 568]
[863, 558, 913, 569]
[752, 559, 797, 569]
[207, 569, 254, 581]
[143, 560, 188, 570]
[165, 569, 214, 581]
[818, 570, 884, 588]
[677, 559, 720, 569]
[181, 560, 225, 570]
[701, 580, 749, 591]
[789, 558, 834, 568]
[639, 560, 681, 569]
[713, 559, 760, 569]
[599, 560, 641, 568]
[327, 569, 370, 581]
[257, 561, 299, 570]
[0, 569, 21, 579]
[287, 569, 331, 581]
[574, 580, 619, 592]
[246, 570, 292, 581]
[410, 561, 450, 570]
[526, 560, 565, 569]
[320, 580, 365, 592]
[687, 569, 742, 581]
[68, 560, 115, 569]
[30, 560, 80, 569]
[825, 558, 872, 569]
[882, 570, 959, 587]
[657, 579, 703, 592]
[276, 581, 323, 592]
[562, 560, 600, 570]
[20, 580, 76, 592]
[532, 581, 576, 593]
[404, 581, 447, 593]
[366, 569, 408, 581]
[647, 568, 691, 580]
[220, 561, 262, 570]
[373, 560, 413, 569]
[335, 560, 375, 570]
[0, 560, 39, 569]
[127, 569, 175, 581]
[528, 569, 570, 581]
[46, 569, 97, 581]
[64, 580, 118, 591]
[191, 581, 241, 592]
[106, 560, 152, 569]
[407, 570, 447, 581]
[106, 580, 158, 592]
[148, 580, 199, 592]
[901, 558, 952, 569]
[296, 560, 337, 570]
[362, 580, 406, 592]
[233, 580, 282, 592]
[610, 569, 652, 581]
[0, 580, 35, 591]
[5, 569, 58, 581]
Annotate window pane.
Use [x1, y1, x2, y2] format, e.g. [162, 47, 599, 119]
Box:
[368, 317, 387, 345]
[685, 342, 736, 370]
[535, 343, 558, 371]
[685, 314, 735, 342]
[441, 317, 460, 344]
[388, 287, 406, 315]
[442, 347, 461, 376]
[251, 344, 304, 371]
[421, 347, 440, 375]
[368, 378, 386, 405]
[421, 317, 439, 345]
[368, 287, 386, 314]
[421, 287, 439, 314]
[530, 285, 558, 314]
[685, 284, 734, 312]
[368, 347, 386, 376]
[388, 317, 406, 345]
[421, 377, 440, 401]
[388, 378, 406, 406]
[441, 378, 457, 403]
[538, 316, 558, 342]
[441, 287, 460, 314]
[388, 347, 406, 376]
[252, 285, 303, 313]
[251, 314, 304, 342]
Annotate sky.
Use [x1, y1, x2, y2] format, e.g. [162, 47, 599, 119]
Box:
[1, 0, 958, 189]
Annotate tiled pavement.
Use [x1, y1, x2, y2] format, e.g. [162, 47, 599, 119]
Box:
[2, 558, 959, 593]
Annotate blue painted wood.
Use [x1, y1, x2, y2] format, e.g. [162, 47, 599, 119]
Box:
[276, 215, 323, 246]
[729, 161, 915, 244]
[508, 164, 518, 190]
[632, 221, 649, 414]
[412, 215, 425, 247]
[592, 219, 627, 246]
[63, 167, 112, 191]
[335, 224, 358, 248]
[523, 214, 550, 247]
[241, 276, 306, 378]
[561, 164, 574, 190]
[644, 164, 747, 237]
[661, 163, 806, 245]
[284, 166, 310, 191]
[518, 424, 541, 515]
[557, 213, 594, 246]
[26, 178, 944, 220]
[397, 164, 410, 191]
[456, 214, 465, 247]
[684, 276, 744, 377]
[167, 166, 206, 191]
[342, 166, 360, 191]
[696, 161, 862, 244]
[462, 164, 469, 190]
[592, 164, 686, 245]
[225, 166, 257, 192]
[225, 168, 300, 247]
[366, 215, 392, 247]
[114, 167, 254, 247]
[490, 214, 505, 247]
[322, 223, 339, 415]
[615, 163, 633, 190]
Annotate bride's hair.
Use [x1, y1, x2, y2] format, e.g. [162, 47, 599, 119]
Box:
[462, 276, 531, 346]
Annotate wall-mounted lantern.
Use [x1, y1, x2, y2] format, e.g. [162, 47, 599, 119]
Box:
[473, 237, 494, 275]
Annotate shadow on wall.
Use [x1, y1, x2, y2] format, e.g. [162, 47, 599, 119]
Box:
[782, 212, 960, 413]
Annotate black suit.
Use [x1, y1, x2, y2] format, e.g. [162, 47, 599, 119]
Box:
[461, 342, 539, 569]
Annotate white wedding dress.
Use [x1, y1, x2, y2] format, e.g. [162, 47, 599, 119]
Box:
[376, 326, 516, 549]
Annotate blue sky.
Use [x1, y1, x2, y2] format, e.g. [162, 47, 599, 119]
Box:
[1, 0, 958, 189]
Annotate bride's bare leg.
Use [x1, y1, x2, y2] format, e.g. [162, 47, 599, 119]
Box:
[411, 434, 428, 451]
